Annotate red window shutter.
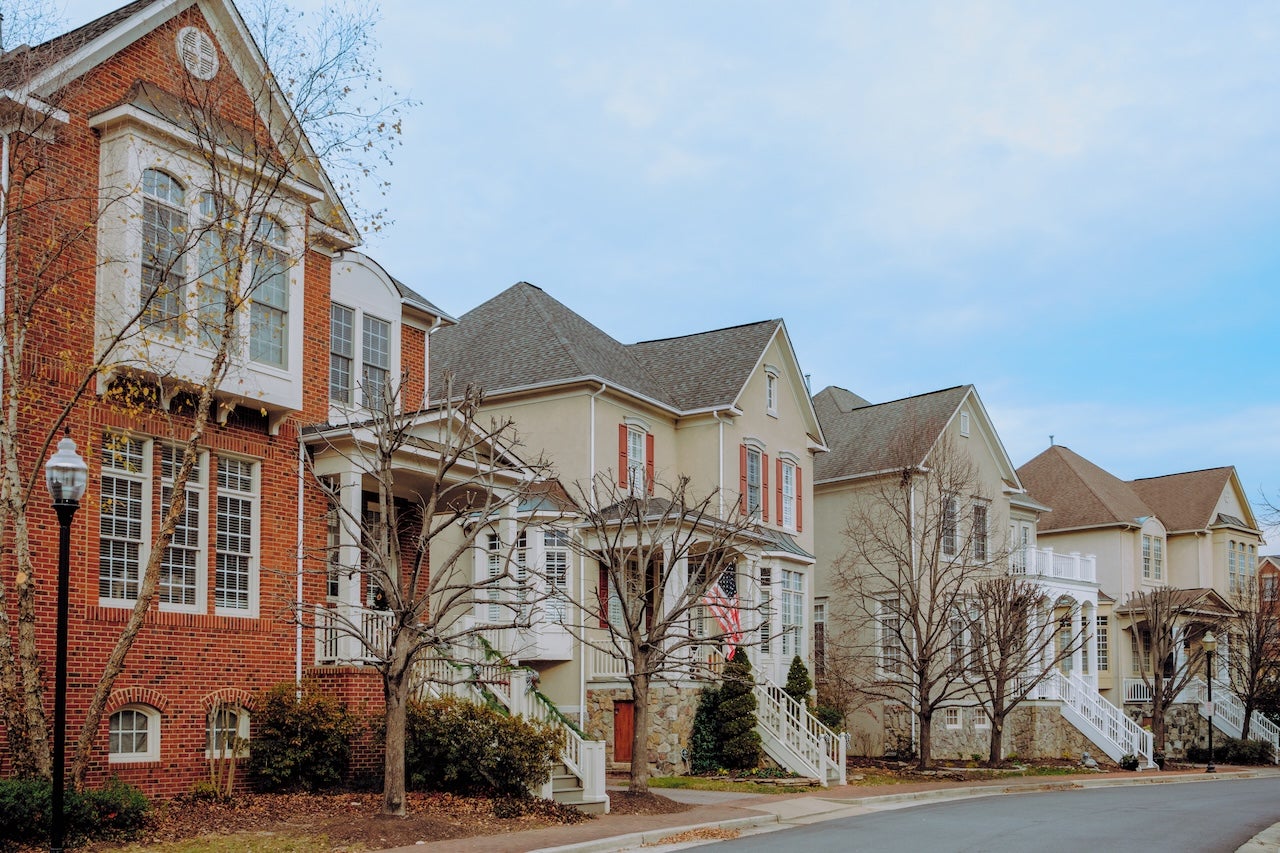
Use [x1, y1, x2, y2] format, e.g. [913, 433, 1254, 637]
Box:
[618, 424, 629, 489]
[796, 466, 804, 532]
[645, 433, 655, 495]
[738, 444, 748, 515]
[776, 457, 784, 524]
[761, 454, 770, 522]
[598, 565, 610, 628]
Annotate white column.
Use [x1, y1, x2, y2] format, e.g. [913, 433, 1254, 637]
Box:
[338, 469, 364, 662]
[1085, 603, 1098, 685]
[1070, 605, 1082, 675]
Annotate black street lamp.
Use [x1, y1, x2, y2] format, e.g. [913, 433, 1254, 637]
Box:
[1202, 631, 1217, 775]
[44, 430, 87, 853]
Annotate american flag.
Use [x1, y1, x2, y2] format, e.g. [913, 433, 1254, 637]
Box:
[702, 567, 743, 656]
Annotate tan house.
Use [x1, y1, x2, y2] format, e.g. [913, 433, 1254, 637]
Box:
[1018, 446, 1271, 759]
[810, 386, 1155, 765]
[425, 282, 841, 781]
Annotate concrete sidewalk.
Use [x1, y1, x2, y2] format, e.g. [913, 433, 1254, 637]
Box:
[377, 767, 1280, 853]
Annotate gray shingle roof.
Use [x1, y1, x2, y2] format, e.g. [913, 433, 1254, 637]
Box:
[1129, 467, 1239, 534]
[1016, 446, 1153, 532]
[428, 282, 782, 413]
[0, 0, 155, 89]
[812, 385, 970, 482]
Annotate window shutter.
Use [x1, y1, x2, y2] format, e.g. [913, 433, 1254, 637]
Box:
[598, 565, 610, 628]
[796, 466, 803, 532]
[761, 454, 769, 522]
[645, 433, 655, 495]
[776, 457, 783, 524]
[738, 444, 748, 515]
[617, 424, 629, 489]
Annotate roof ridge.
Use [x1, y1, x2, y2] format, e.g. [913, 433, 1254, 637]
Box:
[513, 284, 594, 377]
[847, 384, 969, 410]
[1129, 466, 1234, 483]
[1057, 446, 1151, 524]
[629, 317, 780, 347]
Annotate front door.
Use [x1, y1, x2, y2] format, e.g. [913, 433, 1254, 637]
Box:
[613, 700, 634, 763]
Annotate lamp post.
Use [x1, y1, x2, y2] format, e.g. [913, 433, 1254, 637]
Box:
[1202, 631, 1217, 775]
[45, 430, 87, 853]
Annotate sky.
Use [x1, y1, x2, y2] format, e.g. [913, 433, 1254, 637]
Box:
[51, 1, 1280, 547]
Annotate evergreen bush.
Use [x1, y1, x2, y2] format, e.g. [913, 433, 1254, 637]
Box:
[0, 777, 151, 850]
[1186, 735, 1274, 765]
[689, 686, 722, 774]
[406, 696, 563, 796]
[248, 681, 357, 792]
[718, 648, 762, 770]
[784, 656, 813, 707]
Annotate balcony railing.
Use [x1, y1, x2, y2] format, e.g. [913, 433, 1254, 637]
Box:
[1010, 546, 1096, 584]
[315, 603, 394, 665]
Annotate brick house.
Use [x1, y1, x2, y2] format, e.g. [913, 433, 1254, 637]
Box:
[0, 0, 449, 796]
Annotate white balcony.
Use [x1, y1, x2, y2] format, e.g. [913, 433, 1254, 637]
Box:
[1010, 546, 1096, 584]
[315, 603, 393, 665]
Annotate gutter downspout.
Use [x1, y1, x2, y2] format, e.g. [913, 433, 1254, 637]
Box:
[583, 382, 606, 726]
[423, 315, 444, 409]
[296, 432, 306, 696]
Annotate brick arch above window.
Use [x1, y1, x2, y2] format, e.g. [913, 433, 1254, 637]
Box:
[200, 687, 256, 712]
[106, 686, 171, 714]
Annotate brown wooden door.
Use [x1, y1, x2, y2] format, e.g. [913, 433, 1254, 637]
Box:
[613, 700, 634, 763]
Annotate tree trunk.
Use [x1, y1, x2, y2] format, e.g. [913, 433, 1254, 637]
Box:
[916, 708, 933, 770]
[382, 666, 409, 816]
[988, 715, 1005, 767]
[629, 671, 651, 793]
[13, 511, 51, 778]
[1151, 679, 1167, 756]
[1241, 694, 1254, 743]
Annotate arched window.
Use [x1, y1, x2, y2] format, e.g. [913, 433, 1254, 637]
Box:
[141, 169, 187, 338]
[195, 192, 237, 348]
[207, 704, 250, 758]
[249, 216, 289, 367]
[109, 705, 160, 762]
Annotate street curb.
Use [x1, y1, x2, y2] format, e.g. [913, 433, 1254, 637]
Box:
[1237, 821, 1280, 852]
[527, 814, 781, 853]
[531, 769, 1279, 852]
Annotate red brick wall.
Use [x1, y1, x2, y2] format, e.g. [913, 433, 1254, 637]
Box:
[307, 666, 386, 782]
[402, 326, 427, 410]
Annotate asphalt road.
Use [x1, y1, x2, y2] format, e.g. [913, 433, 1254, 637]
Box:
[705, 777, 1280, 853]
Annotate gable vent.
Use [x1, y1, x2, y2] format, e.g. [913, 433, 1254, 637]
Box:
[176, 27, 218, 80]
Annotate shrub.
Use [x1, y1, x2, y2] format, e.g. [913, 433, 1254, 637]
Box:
[813, 705, 844, 732]
[1118, 754, 1140, 771]
[689, 686, 722, 774]
[1186, 736, 1275, 765]
[718, 648, 762, 770]
[0, 777, 151, 850]
[406, 696, 563, 796]
[784, 656, 813, 707]
[249, 681, 357, 792]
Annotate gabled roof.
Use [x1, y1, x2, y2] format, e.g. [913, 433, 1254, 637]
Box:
[0, 0, 154, 88]
[1129, 467, 1240, 534]
[428, 283, 805, 423]
[1114, 587, 1236, 619]
[1017, 446, 1154, 533]
[812, 385, 970, 482]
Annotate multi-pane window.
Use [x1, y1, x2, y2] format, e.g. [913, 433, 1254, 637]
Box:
[780, 569, 803, 657]
[361, 315, 391, 407]
[627, 428, 647, 495]
[781, 461, 797, 529]
[813, 600, 826, 683]
[1229, 541, 1257, 595]
[1058, 620, 1074, 673]
[545, 529, 570, 623]
[765, 371, 778, 415]
[159, 445, 203, 607]
[195, 192, 235, 348]
[1096, 615, 1109, 671]
[141, 169, 186, 338]
[971, 503, 988, 561]
[109, 707, 155, 761]
[879, 597, 902, 675]
[514, 531, 529, 624]
[215, 457, 255, 611]
[100, 435, 146, 602]
[330, 304, 355, 403]
[950, 609, 967, 669]
[941, 496, 958, 556]
[759, 566, 773, 655]
[1265, 575, 1278, 603]
[746, 447, 763, 517]
[323, 478, 342, 599]
[1142, 534, 1164, 581]
[208, 706, 248, 756]
[945, 707, 961, 728]
[486, 533, 503, 622]
[249, 216, 289, 367]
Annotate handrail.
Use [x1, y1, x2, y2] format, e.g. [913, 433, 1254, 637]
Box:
[1189, 678, 1280, 763]
[1043, 670, 1154, 768]
[752, 677, 845, 785]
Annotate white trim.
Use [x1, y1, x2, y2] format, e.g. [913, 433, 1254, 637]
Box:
[109, 704, 161, 763]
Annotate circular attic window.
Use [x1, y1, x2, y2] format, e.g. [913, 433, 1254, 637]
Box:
[176, 26, 218, 80]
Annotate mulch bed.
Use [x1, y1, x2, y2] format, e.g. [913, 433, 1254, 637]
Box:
[607, 790, 693, 816]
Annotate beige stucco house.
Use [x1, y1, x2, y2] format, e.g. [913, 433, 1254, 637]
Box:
[1018, 446, 1270, 759]
[425, 282, 839, 780]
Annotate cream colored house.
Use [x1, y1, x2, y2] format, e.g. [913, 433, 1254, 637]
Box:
[1018, 446, 1270, 759]
[812, 386, 1142, 764]
[425, 283, 840, 781]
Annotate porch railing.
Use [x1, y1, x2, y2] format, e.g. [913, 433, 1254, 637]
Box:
[1009, 546, 1097, 584]
[1040, 670, 1154, 768]
[315, 603, 394, 665]
[1187, 678, 1280, 764]
[753, 677, 846, 785]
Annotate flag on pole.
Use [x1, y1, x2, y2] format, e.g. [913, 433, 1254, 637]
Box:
[702, 567, 743, 656]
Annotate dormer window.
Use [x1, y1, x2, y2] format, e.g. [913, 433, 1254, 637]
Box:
[361, 314, 391, 407]
[1142, 534, 1164, 581]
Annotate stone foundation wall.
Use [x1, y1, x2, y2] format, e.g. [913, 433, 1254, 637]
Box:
[585, 684, 708, 776]
[1124, 703, 1212, 759]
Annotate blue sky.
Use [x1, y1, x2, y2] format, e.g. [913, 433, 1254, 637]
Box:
[57, 1, 1280, 545]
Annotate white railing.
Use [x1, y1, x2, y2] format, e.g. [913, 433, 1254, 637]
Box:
[752, 677, 846, 785]
[1010, 546, 1097, 584]
[1188, 679, 1280, 763]
[1039, 670, 1154, 768]
[1123, 678, 1153, 703]
[315, 603, 394, 664]
[587, 644, 631, 680]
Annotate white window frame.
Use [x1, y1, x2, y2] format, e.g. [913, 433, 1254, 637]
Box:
[746, 446, 763, 519]
[1096, 615, 1109, 671]
[206, 705, 250, 759]
[759, 566, 773, 655]
[158, 444, 206, 613]
[781, 459, 797, 530]
[627, 425, 647, 496]
[973, 708, 990, 729]
[330, 303, 355, 404]
[361, 313, 391, 408]
[99, 433, 150, 606]
[781, 569, 804, 657]
[485, 532, 503, 623]
[971, 501, 989, 561]
[249, 216, 290, 368]
[945, 707, 962, 729]
[813, 599, 826, 683]
[215, 455, 259, 615]
[109, 705, 161, 763]
[140, 168, 188, 340]
[878, 597, 903, 677]
[941, 495, 958, 556]
[959, 410, 970, 437]
[764, 366, 779, 417]
[544, 528, 571, 624]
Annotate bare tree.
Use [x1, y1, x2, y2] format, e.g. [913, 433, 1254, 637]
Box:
[827, 433, 1008, 769]
[0, 0, 403, 782]
[1227, 579, 1280, 742]
[563, 474, 758, 793]
[963, 576, 1085, 765]
[302, 378, 551, 816]
[1121, 588, 1223, 758]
